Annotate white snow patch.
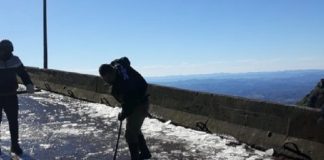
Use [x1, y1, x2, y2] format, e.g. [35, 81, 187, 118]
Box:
[40, 144, 51, 149]
[53, 128, 82, 136]
[21, 90, 274, 159]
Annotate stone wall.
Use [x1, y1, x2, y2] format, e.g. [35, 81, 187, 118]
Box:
[23, 67, 324, 160]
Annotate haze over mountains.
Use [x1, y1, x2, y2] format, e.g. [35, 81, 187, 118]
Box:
[147, 70, 324, 105]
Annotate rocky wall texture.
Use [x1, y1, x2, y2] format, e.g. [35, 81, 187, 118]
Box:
[298, 79, 324, 109]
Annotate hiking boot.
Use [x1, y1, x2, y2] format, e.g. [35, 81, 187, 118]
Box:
[11, 144, 23, 156]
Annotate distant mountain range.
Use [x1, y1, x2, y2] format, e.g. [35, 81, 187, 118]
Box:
[146, 70, 324, 105]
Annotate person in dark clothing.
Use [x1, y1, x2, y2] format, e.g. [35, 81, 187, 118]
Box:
[0, 39, 34, 155]
[99, 57, 151, 160]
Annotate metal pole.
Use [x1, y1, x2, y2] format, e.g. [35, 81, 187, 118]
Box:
[113, 120, 123, 160]
[43, 0, 48, 69]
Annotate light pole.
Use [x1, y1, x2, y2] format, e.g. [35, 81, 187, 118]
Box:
[43, 0, 48, 69]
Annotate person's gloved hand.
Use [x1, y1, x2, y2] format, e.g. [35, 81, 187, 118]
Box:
[118, 112, 126, 121]
[26, 84, 35, 94]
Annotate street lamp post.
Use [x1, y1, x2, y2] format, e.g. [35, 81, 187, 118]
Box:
[43, 0, 48, 69]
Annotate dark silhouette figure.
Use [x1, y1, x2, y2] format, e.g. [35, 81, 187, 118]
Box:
[0, 39, 34, 156]
[99, 57, 151, 160]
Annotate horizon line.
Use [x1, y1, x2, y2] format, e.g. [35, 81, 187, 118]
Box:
[145, 69, 324, 78]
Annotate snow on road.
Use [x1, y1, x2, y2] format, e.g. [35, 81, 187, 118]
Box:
[0, 90, 273, 159]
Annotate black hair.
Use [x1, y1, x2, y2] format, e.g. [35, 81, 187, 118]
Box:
[0, 39, 14, 52]
[99, 64, 115, 76]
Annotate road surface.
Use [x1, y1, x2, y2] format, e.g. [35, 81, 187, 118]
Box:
[0, 90, 273, 160]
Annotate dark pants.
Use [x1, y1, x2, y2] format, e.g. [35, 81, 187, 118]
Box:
[125, 101, 151, 159]
[0, 95, 19, 145]
[125, 101, 149, 144]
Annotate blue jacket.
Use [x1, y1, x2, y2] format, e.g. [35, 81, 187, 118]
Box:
[0, 53, 33, 96]
[110, 57, 148, 117]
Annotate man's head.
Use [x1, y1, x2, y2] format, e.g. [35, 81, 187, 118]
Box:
[99, 64, 117, 84]
[0, 39, 14, 60]
[0, 39, 14, 52]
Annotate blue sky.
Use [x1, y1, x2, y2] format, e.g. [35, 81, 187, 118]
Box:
[1, 0, 323, 77]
